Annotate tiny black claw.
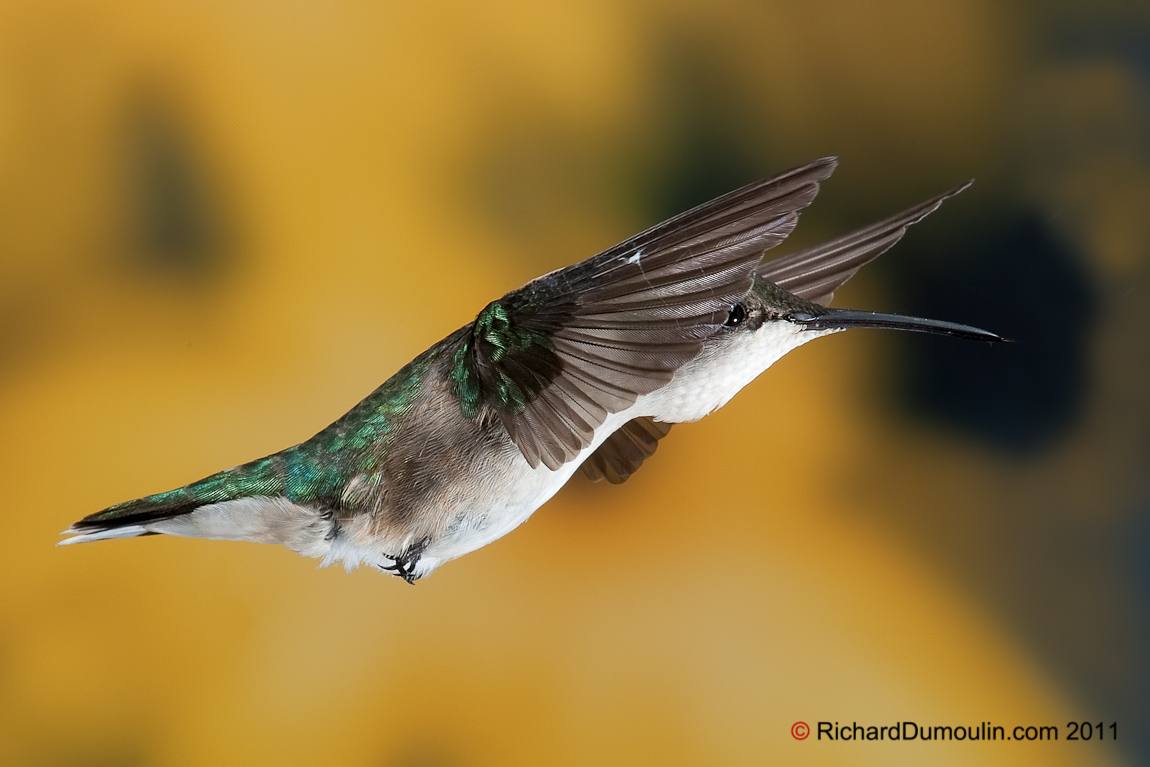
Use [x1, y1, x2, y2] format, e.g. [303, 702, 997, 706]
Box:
[379, 536, 431, 585]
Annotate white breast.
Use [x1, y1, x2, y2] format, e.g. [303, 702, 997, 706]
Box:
[638, 322, 835, 423]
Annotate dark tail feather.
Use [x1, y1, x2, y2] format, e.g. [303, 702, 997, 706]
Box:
[60, 486, 212, 545]
[61, 457, 285, 545]
[70, 487, 204, 530]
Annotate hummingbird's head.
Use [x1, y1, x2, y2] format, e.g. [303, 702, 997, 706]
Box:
[675, 272, 998, 423]
[726, 274, 1004, 343]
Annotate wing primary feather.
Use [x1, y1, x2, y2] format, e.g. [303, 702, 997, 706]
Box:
[757, 181, 971, 305]
[460, 158, 838, 469]
[575, 178, 972, 482]
[580, 417, 674, 484]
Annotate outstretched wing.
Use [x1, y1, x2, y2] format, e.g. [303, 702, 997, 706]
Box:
[578, 180, 974, 484]
[452, 158, 837, 469]
[758, 181, 972, 305]
[580, 416, 672, 484]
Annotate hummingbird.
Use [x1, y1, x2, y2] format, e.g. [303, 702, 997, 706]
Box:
[61, 158, 1002, 583]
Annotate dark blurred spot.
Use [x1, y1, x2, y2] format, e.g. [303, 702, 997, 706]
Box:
[43, 742, 148, 767]
[470, 126, 584, 243]
[632, 35, 765, 224]
[1038, 2, 1150, 79]
[889, 206, 1097, 454]
[0, 295, 46, 373]
[120, 90, 233, 281]
[468, 29, 775, 276]
[1132, 495, 1150, 623]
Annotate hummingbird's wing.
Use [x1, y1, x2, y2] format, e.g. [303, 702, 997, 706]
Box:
[456, 157, 837, 470]
[579, 181, 974, 485]
[579, 416, 671, 484]
[757, 181, 972, 305]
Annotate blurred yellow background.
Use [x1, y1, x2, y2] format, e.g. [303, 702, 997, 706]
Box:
[1, 1, 1147, 765]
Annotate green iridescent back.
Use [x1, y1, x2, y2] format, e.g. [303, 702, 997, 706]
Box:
[85, 348, 436, 525]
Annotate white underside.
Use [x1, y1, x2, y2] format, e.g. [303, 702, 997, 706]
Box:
[62, 323, 833, 579]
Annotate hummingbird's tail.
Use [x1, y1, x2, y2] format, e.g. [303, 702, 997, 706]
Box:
[57, 523, 156, 545]
[60, 481, 217, 545]
[58, 453, 330, 555]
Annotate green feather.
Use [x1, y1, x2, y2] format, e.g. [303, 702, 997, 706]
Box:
[83, 347, 435, 525]
[451, 300, 558, 418]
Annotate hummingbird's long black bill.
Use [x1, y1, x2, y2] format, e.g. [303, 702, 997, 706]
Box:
[789, 308, 1005, 343]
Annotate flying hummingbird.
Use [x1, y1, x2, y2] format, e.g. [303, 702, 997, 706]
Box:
[61, 158, 1002, 583]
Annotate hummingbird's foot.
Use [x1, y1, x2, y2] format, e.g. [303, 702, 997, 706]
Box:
[379, 536, 431, 585]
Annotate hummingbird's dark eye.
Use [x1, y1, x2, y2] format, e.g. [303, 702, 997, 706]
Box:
[723, 303, 747, 327]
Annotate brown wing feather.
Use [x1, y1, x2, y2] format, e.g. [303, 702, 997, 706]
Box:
[580, 417, 673, 484]
[757, 181, 972, 305]
[577, 180, 974, 484]
[461, 157, 838, 469]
